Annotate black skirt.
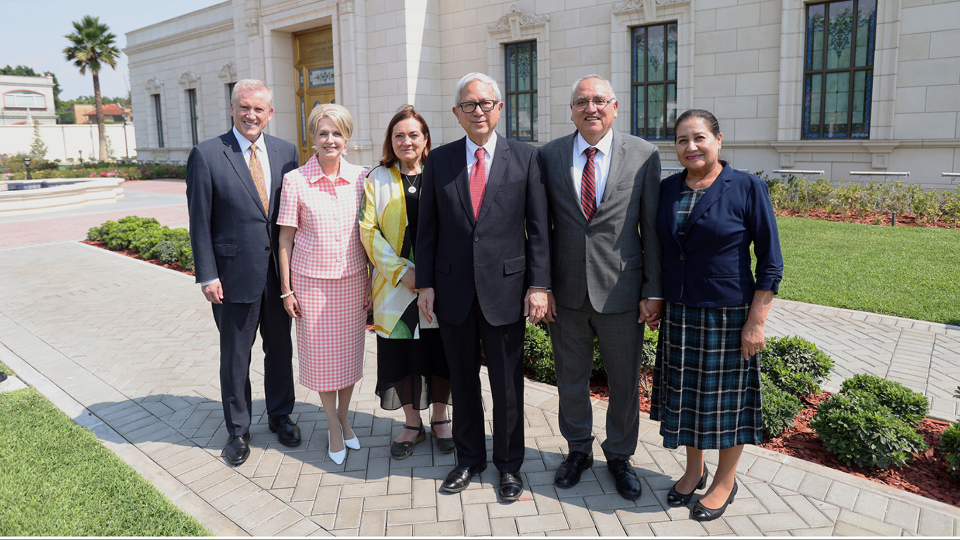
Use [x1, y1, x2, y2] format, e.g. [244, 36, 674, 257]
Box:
[375, 329, 452, 410]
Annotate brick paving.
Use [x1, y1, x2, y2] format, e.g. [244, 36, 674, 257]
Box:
[0, 179, 958, 536]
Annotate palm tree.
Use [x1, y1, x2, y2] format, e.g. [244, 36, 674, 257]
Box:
[64, 15, 119, 162]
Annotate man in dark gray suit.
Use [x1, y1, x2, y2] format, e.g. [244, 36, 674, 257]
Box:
[539, 74, 663, 500]
[186, 79, 301, 466]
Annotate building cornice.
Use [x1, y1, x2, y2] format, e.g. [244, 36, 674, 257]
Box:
[123, 19, 235, 56]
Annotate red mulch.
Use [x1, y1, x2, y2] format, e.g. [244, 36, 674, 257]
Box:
[563, 374, 960, 507]
[776, 208, 959, 229]
[82, 240, 196, 275]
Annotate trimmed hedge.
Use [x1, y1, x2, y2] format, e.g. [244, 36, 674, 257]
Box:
[839, 374, 929, 427]
[760, 373, 803, 440]
[940, 421, 960, 480]
[761, 336, 834, 397]
[87, 216, 193, 271]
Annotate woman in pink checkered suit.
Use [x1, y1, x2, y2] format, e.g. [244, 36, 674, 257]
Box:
[277, 104, 369, 465]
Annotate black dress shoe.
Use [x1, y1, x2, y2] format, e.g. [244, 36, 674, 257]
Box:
[440, 463, 487, 493]
[607, 459, 642, 500]
[667, 465, 709, 507]
[555, 451, 594, 488]
[223, 433, 251, 466]
[268, 415, 301, 447]
[691, 481, 738, 521]
[499, 471, 524, 502]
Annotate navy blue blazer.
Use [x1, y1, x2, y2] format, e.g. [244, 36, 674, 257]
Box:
[185, 131, 298, 304]
[657, 163, 783, 307]
[415, 135, 550, 326]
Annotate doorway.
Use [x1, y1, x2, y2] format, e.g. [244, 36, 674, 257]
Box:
[293, 26, 335, 165]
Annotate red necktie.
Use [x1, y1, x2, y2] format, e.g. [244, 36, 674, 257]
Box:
[581, 147, 598, 221]
[470, 147, 486, 219]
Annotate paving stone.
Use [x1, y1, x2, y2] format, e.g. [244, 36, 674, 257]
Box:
[749, 511, 808, 531]
[384, 525, 411, 536]
[918, 508, 956, 536]
[488, 500, 540, 518]
[883, 499, 920, 532]
[334, 496, 363, 529]
[723, 515, 763, 536]
[790, 526, 835, 536]
[591, 509, 627, 536]
[796, 472, 832, 500]
[463, 503, 492, 536]
[386, 506, 437, 525]
[413, 520, 465, 536]
[648, 519, 708, 536]
[249, 508, 305, 536]
[276, 517, 322, 537]
[312, 485, 342, 515]
[516, 513, 570, 534]
[559, 498, 595, 530]
[340, 480, 388, 498]
[835, 508, 901, 536]
[770, 466, 806, 492]
[489, 517, 520, 537]
[824, 482, 860, 510]
[781, 494, 834, 528]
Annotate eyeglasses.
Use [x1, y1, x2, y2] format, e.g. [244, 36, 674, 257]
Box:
[457, 100, 499, 113]
[572, 98, 615, 110]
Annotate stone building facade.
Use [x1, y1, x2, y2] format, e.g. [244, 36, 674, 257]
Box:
[125, 0, 960, 188]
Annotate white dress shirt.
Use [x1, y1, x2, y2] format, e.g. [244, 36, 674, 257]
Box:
[465, 131, 498, 184]
[571, 129, 614, 208]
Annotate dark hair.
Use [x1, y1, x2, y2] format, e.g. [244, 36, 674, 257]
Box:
[674, 109, 721, 137]
[380, 105, 431, 168]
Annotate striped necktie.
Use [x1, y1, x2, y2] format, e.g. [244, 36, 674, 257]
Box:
[581, 147, 598, 221]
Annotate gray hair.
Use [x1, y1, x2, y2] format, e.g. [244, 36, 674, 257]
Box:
[232, 79, 274, 109]
[569, 74, 617, 105]
[454, 72, 502, 107]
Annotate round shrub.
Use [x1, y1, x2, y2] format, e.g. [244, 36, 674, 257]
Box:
[524, 323, 555, 384]
[839, 374, 929, 426]
[810, 391, 927, 470]
[939, 421, 960, 480]
[762, 336, 834, 397]
[761, 373, 803, 440]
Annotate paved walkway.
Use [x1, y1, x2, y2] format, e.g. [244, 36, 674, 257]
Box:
[1, 180, 958, 536]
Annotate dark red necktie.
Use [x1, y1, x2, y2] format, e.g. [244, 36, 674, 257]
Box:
[581, 147, 598, 221]
[470, 147, 486, 219]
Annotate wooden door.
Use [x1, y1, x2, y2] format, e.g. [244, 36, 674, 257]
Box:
[294, 26, 335, 166]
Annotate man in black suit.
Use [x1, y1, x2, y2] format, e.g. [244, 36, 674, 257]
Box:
[416, 72, 550, 502]
[186, 79, 301, 466]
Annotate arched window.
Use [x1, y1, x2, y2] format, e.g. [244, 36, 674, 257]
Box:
[3, 91, 46, 109]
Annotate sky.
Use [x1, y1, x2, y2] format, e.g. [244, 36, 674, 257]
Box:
[2, 0, 223, 100]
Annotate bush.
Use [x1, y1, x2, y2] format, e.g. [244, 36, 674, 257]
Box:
[939, 421, 960, 480]
[761, 336, 834, 397]
[90, 216, 161, 250]
[810, 391, 927, 469]
[761, 373, 803, 440]
[87, 216, 193, 270]
[524, 323, 555, 384]
[839, 374, 929, 426]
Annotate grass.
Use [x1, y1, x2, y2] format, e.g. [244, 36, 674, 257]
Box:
[0, 387, 210, 537]
[774, 217, 960, 326]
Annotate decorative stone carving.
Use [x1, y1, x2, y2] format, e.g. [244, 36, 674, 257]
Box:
[245, 16, 259, 36]
[218, 63, 237, 82]
[487, 4, 549, 40]
[178, 71, 200, 87]
[145, 77, 164, 94]
[338, 0, 355, 15]
[611, 0, 643, 12]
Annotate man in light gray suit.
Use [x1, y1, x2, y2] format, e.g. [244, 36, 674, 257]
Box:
[539, 74, 663, 500]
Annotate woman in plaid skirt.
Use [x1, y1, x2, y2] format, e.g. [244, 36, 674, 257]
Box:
[647, 109, 783, 521]
[277, 104, 370, 465]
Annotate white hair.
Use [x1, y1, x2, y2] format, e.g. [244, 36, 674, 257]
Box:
[232, 79, 274, 109]
[454, 72, 502, 107]
[569, 74, 617, 104]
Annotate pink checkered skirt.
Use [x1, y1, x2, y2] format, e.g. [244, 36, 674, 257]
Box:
[291, 270, 366, 392]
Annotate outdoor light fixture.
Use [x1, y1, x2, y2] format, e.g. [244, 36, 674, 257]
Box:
[22, 156, 32, 180]
[79, 150, 83, 166]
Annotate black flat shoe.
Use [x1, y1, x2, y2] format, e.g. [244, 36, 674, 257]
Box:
[223, 432, 250, 466]
[440, 463, 487, 493]
[268, 414, 302, 447]
[555, 451, 593, 488]
[499, 471, 523, 502]
[391, 424, 426, 459]
[667, 465, 709, 507]
[691, 482, 738, 522]
[607, 459, 642, 500]
[431, 419, 456, 454]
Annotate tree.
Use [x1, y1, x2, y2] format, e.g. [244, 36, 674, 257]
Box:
[30, 121, 48, 159]
[63, 15, 119, 161]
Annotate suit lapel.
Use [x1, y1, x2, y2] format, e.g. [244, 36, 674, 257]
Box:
[597, 131, 625, 210]
[449, 138, 475, 223]
[557, 133, 583, 219]
[266, 135, 283, 217]
[477, 137, 509, 223]
[685, 164, 732, 231]
[222, 132, 268, 219]
[666, 171, 684, 252]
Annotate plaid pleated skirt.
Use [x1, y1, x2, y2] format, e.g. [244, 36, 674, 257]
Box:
[650, 301, 763, 450]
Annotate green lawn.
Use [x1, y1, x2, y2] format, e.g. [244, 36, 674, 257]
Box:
[0, 387, 210, 537]
[775, 217, 960, 326]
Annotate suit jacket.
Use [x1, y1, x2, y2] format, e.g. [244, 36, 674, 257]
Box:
[539, 130, 663, 313]
[186, 130, 299, 304]
[416, 135, 550, 327]
[657, 163, 783, 307]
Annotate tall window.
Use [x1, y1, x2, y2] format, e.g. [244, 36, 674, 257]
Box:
[187, 88, 199, 146]
[153, 94, 164, 148]
[504, 41, 537, 141]
[226, 82, 236, 130]
[631, 22, 677, 140]
[803, 0, 877, 139]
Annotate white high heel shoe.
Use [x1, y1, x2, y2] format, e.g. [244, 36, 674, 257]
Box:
[343, 425, 360, 450]
[328, 428, 346, 465]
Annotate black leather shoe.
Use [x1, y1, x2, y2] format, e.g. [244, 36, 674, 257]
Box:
[268, 414, 302, 447]
[667, 465, 709, 507]
[607, 459, 642, 500]
[499, 471, 524, 502]
[691, 481, 738, 521]
[440, 463, 487, 493]
[555, 451, 594, 488]
[0, 371, 7, 384]
[223, 433, 250, 466]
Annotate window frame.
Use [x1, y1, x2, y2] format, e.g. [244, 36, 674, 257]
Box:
[187, 88, 199, 147]
[630, 22, 679, 140]
[503, 40, 538, 142]
[3, 90, 46, 109]
[153, 94, 164, 149]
